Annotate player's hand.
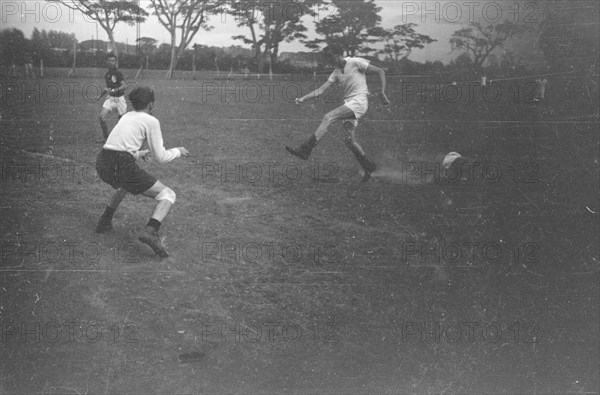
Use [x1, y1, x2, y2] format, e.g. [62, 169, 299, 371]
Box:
[295, 97, 304, 105]
[139, 150, 151, 162]
[178, 147, 190, 158]
[380, 92, 391, 106]
[102, 88, 110, 94]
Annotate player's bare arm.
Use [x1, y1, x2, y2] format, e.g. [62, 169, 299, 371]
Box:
[296, 80, 334, 104]
[366, 64, 390, 105]
[139, 147, 189, 162]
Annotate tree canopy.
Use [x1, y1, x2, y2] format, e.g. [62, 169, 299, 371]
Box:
[305, 0, 382, 56]
[49, 0, 147, 58]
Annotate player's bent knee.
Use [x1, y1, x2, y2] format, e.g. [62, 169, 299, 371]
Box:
[155, 187, 176, 204]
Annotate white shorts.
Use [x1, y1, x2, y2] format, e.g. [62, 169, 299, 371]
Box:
[344, 95, 369, 126]
[103, 96, 127, 116]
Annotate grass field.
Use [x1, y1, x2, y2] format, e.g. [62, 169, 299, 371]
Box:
[0, 70, 599, 394]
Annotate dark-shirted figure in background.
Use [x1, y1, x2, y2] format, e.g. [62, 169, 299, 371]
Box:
[24, 52, 35, 79]
[95, 86, 190, 258]
[99, 53, 127, 143]
[285, 44, 390, 182]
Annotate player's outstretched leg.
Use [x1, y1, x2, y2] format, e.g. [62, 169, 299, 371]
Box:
[286, 105, 353, 160]
[285, 135, 318, 160]
[138, 181, 175, 258]
[342, 123, 376, 182]
[96, 188, 127, 233]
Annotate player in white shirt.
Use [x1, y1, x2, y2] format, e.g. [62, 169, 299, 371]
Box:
[286, 44, 390, 182]
[95, 87, 190, 258]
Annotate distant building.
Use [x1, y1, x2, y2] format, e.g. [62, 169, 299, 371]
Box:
[78, 40, 138, 54]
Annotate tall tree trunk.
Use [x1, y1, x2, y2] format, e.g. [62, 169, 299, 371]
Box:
[106, 30, 118, 65]
[166, 26, 177, 79]
[261, 48, 271, 75]
[271, 41, 279, 66]
[255, 45, 264, 74]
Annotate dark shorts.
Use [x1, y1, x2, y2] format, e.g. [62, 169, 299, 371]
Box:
[96, 149, 157, 195]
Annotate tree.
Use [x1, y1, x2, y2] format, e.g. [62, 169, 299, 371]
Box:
[50, 0, 147, 59]
[135, 36, 157, 70]
[46, 30, 77, 49]
[229, 0, 318, 74]
[305, 0, 382, 57]
[149, 0, 225, 78]
[30, 28, 48, 61]
[136, 37, 157, 55]
[450, 21, 523, 72]
[30, 28, 66, 66]
[369, 23, 435, 64]
[0, 28, 27, 66]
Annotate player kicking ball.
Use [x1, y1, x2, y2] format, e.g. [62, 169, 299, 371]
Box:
[285, 44, 390, 182]
[95, 86, 189, 258]
[98, 53, 127, 143]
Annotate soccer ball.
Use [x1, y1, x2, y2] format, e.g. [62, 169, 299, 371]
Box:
[442, 152, 462, 170]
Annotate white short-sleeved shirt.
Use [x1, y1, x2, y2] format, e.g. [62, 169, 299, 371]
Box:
[327, 57, 371, 100]
[104, 111, 181, 164]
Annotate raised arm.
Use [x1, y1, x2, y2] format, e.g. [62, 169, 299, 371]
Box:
[366, 64, 390, 105]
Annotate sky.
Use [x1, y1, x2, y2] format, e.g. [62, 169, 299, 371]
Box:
[1, 0, 545, 64]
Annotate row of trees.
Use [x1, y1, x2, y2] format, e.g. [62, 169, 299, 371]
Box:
[2, 1, 597, 78]
[0, 28, 77, 67]
[0, 28, 258, 72]
[45, 0, 439, 77]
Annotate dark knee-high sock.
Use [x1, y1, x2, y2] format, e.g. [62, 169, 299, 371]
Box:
[100, 120, 109, 139]
[345, 138, 375, 171]
[102, 206, 115, 220]
[147, 218, 161, 232]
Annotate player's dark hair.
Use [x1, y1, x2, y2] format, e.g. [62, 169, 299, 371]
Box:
[323, 44, 344, 57]
[129, 86, 155, 111]
[107, 52, 116, 59]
